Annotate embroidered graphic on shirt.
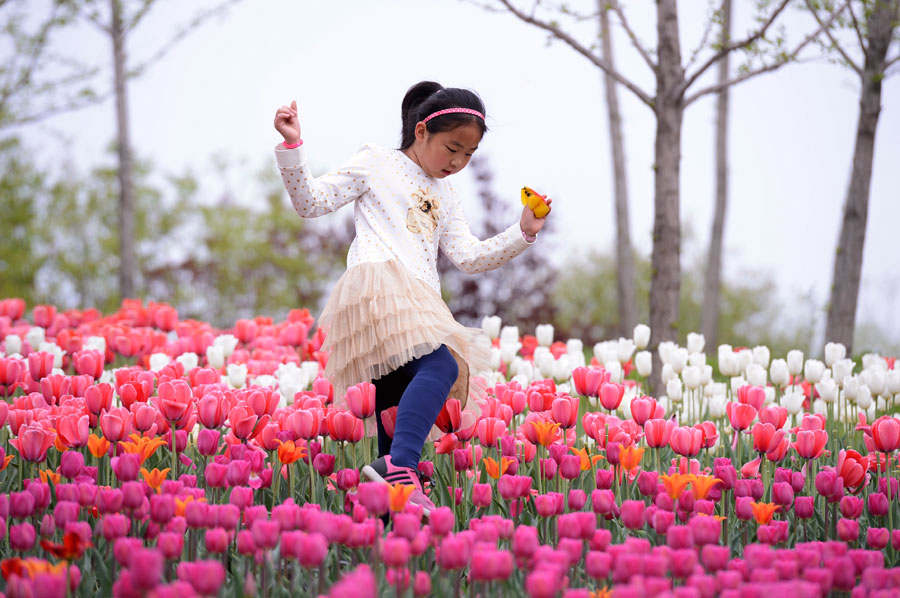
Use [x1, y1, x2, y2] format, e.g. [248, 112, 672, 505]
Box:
[406, 187, 441, 241]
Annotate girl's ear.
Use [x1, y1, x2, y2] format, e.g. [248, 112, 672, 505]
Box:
[414, 121, 427, 142]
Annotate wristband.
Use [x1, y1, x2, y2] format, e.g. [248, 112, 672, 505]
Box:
[521, 229, 537, 243]
[283, 139, 303, 149]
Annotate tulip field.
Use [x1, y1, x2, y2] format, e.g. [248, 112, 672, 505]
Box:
[2, 297, 900, 597]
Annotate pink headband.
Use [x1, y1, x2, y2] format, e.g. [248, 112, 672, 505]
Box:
[422, 107, 485, 123]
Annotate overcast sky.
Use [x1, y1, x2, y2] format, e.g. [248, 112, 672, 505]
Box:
[14, 0, 900, 353]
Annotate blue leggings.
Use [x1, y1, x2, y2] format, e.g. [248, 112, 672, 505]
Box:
[372, 345, 458, 469]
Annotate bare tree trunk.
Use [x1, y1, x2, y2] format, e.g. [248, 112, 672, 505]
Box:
[701, 0, 732, 352]
[111, 0, 136, 300]
[649, 0, 685, 394]
[825, 0, 898, 352]
[599, 1, 637, 338]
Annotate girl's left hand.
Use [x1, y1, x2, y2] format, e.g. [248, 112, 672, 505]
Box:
[520, 197, 552, 236]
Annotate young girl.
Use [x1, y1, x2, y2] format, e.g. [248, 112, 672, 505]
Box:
[273, 81, 551, 513]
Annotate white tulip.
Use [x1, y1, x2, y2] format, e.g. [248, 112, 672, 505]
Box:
[687, 332, 705, 354]
[662, 363, 676, 384]
[556, 382, 572, 395]
[843, 375, 859, 400]
[787, 350, 804, 376]
[856, 385, 873, 410]
[4, 335, 22, 355]
[500, 326, 520, 345]
[511, 374, 530, 389]
[658, 341, 676, 365]
[730, 375, 747, 396]
[764, 387, 776, 405]
[149, 353, 171, 371]
[533, 346, 550, 362]
[701, 365, 713, 386]
[252, 374, 278, 389]
[823, 342, 846, 367]
[719, 352, 741, 377]
[804, 359, 825, 384]
[667, 378, 683, 402]
[301, 361, 320, 380]
[689, 352, 706, 367]
[566, 339, 583, 357]
[39, 342, 65, 369]
[717, 344, 733, 364]
[617, 337, 636, 363]
[489, 348, 502, 371]
[595, 341, 618, 365]
[812, 399, 827, 415]
[507, 357, 521, 377]
[500, 342, 521, 364]
[770, 359, 790, 387]
[868, 370, 886, 396]
[569, 351, 586, 368]
[635, 351, 652, 377]
[746, 363, 767, 388]
[206, 345, 225, 369]
[517, 360, 534, 384]
[633, 324, 651, 350]
[84, 336, 107, 353]
[213, 334, 238, 359]
[536, 352, 555, 378]
[737, 349, 753, 373]
[783, 391, 805, 415]
[876, 396, 888, 412]
[553, 355, 573, 383]
[100, 369, 116, 385]
[815, 378, 838, 403]
[535, 324, 554, 347]
[176, 352, 199, 373]
[682, 365, 701, 390]
[26, 327, 45, 349]
[670, 347, 688, 374]
[482, 315, 501, 339]
[750, 346, 769, 368]
[227, 363, 248, 388]
[831, 359, 853, 386]
[886, 370, 900, 394]
[708, 395, 727, 419]
[604, 361, 623, 384]
[866, 403, 877, 422]
[862, 353, 887, 371]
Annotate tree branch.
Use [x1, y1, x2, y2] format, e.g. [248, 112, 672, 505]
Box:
[684, 0, 718, 71]
[846, 1, 866, 50]
[609, 0, 658, 72]
[127, 0, 158, 31]
[495, 0, 653, 107]
[129, 0, 244, 77]
[684, 0, 851, 106]
[804, 0, 861, 74]
[681, 0, 791, 96]
[0, 88, 114, 129]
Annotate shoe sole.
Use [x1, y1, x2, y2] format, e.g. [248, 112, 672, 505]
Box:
[360, 465, 432, 519]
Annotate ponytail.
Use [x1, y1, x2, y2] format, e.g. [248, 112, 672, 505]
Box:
[399, 81, 487, 150]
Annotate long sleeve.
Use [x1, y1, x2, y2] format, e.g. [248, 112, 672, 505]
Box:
[439, 193, 532, 274]
[275, 144, 373, 218]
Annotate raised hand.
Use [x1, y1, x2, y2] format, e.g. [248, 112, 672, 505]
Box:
[520, 197, 552, 237]
[274, 100, 301, 145]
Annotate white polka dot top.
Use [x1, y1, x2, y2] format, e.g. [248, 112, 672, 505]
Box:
[275, 143, 533, 294]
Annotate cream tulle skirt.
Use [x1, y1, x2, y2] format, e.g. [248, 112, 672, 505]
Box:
[319, 259, 490, 425]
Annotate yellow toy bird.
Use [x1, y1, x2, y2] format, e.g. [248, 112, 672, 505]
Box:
[521, 186, 550, 218]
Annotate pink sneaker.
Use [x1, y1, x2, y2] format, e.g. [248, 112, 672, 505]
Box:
[361, 455, 435, 515]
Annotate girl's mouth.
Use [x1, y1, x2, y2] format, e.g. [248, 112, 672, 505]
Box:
[441, 169, 451, 176]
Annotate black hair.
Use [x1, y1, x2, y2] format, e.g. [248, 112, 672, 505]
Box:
[399, 81, 488, 150]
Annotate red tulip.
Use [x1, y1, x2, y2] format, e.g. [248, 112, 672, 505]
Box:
[476, 417, 507, 448]
[644, 418, 674, 449]
[694, 421, 718, 449]
[345, 382, 376, 419]
[751, 422, 786, 454]
[835, 449, 867, 490]
[228, 404, 269, 441]
[435, 399, 462, 433]
[726, 402, 757, 432]
[872, 416, 900, 453]
[792, 429, 828, 460]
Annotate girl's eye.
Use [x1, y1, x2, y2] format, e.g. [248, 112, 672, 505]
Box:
[446, 146, 457, 153]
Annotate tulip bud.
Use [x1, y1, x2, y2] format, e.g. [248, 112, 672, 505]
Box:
[633, 325, 650, 350]
[635, 351, 652, 377]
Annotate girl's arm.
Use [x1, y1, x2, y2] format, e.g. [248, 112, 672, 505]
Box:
[276, 144, 372, 218]
[439, 193, 536, 274]
[274, 100, 369, 218]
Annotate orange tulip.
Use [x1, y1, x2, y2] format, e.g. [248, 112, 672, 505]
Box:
[689, 475, 722, 500]
[618, 445, 645, 472]
[121, 433, 167, 465]
[87, 434, 111, 459]
[276, 440, 306, 466]
[569, 446, 605, 471]
[40, 531, 92, 560]
[589, 587, 612, 598]
[750, 501, 780, 525]
[1, 557, 68, 580]
[0, 454, 13, 472]
[388, 483, 415, 512]
[141, 467, 170, 493]
[660, 472, 692, 501]
[175, 495, 206, 518]
[696, 513, 727, 522]
[38, 469, 61, 485]
[482, 456, 514, 480]
[528, 420, 562, 447]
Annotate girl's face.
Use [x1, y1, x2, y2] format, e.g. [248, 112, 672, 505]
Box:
[409, 121, 482, 179]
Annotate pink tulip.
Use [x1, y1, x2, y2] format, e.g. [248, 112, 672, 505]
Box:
[872, 416, 900, 453]
[205, 527, 230, 554]
[10, 422, 55, 462]
[836, 518, 859, 542]
[568, 489, 587, 511]
[313, 453, 335, 477]
[476, 417, 507, 448]
[599, 382, 624, 411]
[296, 532, 328, 568]
[84, 382, 113, 415]
[27, 352, 54, 381]
[130, 548, 164, 592]
[868, 492, 889, 517]
[228, 404, 268, 441]
[772, 482, 794, 507]
[669, 426, 703, 457]
[198, 393, 229, 429]
[157, 532, 184, 559]
[345, 382, 376, 419]
[550, 396, 579, 429]
[559, 455, 580, 480]
[251, 519, 280, 550]
[437, 534, 471, 570]
[101, 514, 130, 542]
[792, 429, 829, 460]
[867, 527, 889, 550]
[150, 494, 175, 525]
[326, 409, 359, 442]
[736, 384, 766, 410]
[472, 483, 492, 508]
[620, 500, 644, 530]
[176, 560, 225, 596]
[644, 418, 674, 448]
[726, 402, 757, 432]
[758, 405, 788, 429]
[358, 482, 389, 516]
[840, 495, 863, 519]
[630, 396, 663, 426]
[571, 366, 608, 397]
[689, 515, 720, 545]
[382, 537, 410, 568]
[56, 413, 90, 448]
[100, 407, 133, 443]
